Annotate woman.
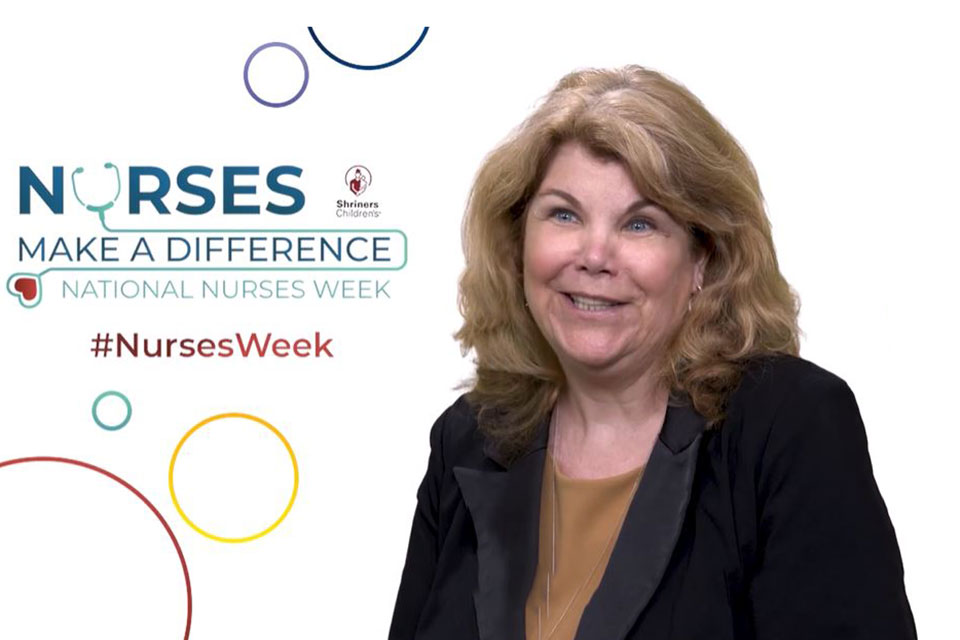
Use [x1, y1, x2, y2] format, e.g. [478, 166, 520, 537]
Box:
[388, 65, 916, 640]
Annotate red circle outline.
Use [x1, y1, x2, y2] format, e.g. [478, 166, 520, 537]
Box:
[0, 456, 192, 639]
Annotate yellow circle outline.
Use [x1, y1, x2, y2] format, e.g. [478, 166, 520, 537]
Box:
[168, 412, 299, 544]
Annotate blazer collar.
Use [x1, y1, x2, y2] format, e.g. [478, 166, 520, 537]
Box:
[454, 400, 705, 640]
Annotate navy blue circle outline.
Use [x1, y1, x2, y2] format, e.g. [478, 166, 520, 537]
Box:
[243, 42, 310, 108]
[307, 26, 429, 71]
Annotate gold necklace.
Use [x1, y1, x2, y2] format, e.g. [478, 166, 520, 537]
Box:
[536, 402, 642, 640]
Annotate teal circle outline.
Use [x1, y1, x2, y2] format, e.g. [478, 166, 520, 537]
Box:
[92, 390, 132, 431]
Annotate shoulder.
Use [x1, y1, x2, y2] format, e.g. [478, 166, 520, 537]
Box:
[432, 393, 477, 434]
[735, 352, 850, 402]
[722, 360, 914, 638]
[427, 393, 489, 468]
[710, 355, 882, 554]
[722, 353, 862, 457]
[730, 353, 854, 418]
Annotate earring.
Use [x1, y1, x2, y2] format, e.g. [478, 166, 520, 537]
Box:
[687, 284, 702, 312]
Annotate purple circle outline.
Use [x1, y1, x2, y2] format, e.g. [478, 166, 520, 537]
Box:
[243, 42, 309, 108]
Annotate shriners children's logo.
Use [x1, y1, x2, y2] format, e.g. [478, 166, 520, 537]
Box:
[345, 165, 371, 196]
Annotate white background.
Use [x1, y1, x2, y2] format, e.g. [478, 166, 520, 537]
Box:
[0, 1, 956, 637]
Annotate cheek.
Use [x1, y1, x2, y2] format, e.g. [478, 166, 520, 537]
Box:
[522, 228, 564, 287]
[628, 249, 694, 299]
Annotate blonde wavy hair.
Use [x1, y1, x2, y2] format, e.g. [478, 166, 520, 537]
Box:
[455, 65, 801, 465]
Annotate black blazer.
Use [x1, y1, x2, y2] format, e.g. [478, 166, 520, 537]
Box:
[388, 354, 916, 639]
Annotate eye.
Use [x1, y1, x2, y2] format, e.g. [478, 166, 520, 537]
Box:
[625, 217, 654, 233]
[549, 208, 578, 223]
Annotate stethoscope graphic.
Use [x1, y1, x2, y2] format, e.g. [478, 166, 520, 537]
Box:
[71, 162, 121, 215]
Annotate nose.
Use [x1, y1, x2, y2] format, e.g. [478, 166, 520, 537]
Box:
[577, 226, 617, 275]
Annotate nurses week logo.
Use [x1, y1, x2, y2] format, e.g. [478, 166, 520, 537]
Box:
[10, 162, 403, 308]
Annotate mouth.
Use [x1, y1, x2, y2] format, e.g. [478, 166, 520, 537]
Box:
[563, 292, 627, 312]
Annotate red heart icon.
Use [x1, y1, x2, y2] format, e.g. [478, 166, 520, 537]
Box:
[14, 277, 37, 301]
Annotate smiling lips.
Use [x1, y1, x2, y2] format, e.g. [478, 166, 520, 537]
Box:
[564, 292, 627, 311]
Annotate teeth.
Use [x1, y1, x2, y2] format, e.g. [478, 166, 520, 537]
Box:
[569, 294, 619, 310]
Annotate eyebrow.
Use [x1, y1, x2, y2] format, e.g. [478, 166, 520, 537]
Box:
[535, 188, 655, 215]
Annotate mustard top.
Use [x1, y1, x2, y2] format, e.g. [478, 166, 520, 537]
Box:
[525, 450, 645, 640]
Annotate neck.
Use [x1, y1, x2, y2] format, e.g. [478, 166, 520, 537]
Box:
[551, 358, 670, 469]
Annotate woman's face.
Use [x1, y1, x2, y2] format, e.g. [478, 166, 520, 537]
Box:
[522, 141, 706, 379]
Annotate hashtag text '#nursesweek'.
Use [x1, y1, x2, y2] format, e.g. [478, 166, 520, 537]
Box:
[89, 332, 333, 358]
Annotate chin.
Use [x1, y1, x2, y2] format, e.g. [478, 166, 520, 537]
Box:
[558, 346, 627, 371]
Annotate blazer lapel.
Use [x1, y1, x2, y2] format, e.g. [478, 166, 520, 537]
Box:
[453, 412, 550, 640]
[453, 401, 705, 640]
[575, 401, 705, 640]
